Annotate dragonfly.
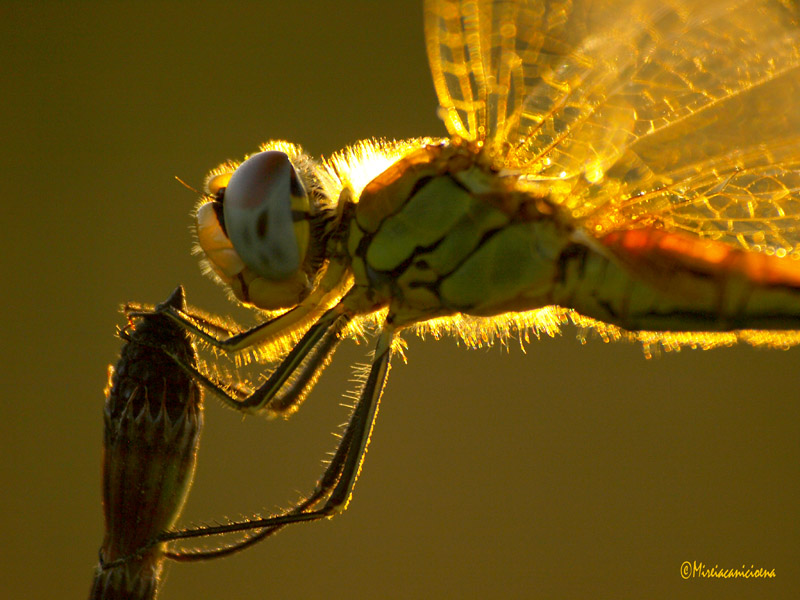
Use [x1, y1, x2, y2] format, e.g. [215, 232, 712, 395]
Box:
[134, 0, 800, 555]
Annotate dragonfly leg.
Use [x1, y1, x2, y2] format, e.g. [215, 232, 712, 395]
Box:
[124, 300, 238, 337]
[150, 304, 353, 416]
[152, 322, 395, 549]
[165, 398, 360, 561]
[126, 263, 352, 352]
[125, 301, 318, 352]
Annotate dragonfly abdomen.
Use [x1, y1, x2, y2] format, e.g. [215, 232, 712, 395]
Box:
[553, 227, 800, 332]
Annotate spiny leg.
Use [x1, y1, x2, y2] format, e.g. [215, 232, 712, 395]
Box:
[127, 302, 313, 352]
[153, 323, 395, 550]
[165, 405, 359, 561]
[124, 300, 239, 339]
[127, 262, 351, 353]
[156, 304, 352, 416]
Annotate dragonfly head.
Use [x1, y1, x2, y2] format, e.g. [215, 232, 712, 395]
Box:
[196, 149, 317, 310]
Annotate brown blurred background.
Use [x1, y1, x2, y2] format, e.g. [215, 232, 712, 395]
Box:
[3, 1, 798, 598]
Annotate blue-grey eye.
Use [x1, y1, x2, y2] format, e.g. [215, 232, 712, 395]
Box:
[223, 151, 308, 281]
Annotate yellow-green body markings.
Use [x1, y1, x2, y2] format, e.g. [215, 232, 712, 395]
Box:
[346, 144, 570, 325]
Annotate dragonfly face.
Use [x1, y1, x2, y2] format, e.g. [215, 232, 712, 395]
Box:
[198, 148, 324, 310]
[144, 0, 800, 568]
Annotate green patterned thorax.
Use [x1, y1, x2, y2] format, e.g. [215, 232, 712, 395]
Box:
[346, 143, 574, 326]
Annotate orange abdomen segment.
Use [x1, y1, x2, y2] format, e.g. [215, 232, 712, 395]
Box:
[601, 228, 800, 290]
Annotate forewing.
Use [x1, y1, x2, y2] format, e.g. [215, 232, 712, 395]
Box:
[576, 0, 800, 254]
[425, 0, 800, 254]
[424, 0, 710, 163]
[425, 0, 592, 146]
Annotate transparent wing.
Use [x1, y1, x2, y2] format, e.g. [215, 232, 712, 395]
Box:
[582, 133, 800, 255]
[424, 0, 800, 254]
[425, 0, 584, 145]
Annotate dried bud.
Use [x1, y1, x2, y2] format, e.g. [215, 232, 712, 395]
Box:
[90, 286, 203, 600]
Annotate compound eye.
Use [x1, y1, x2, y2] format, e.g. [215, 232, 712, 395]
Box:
[222, 151, 309, 281]
[205, 172, 232, 197]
